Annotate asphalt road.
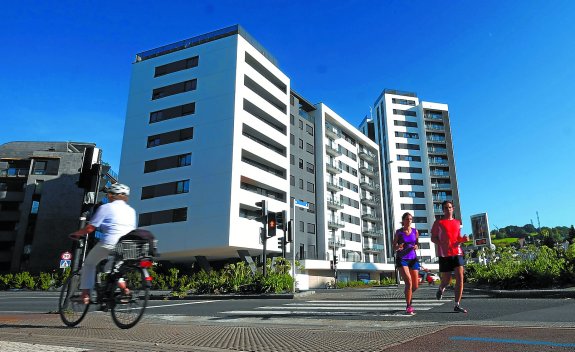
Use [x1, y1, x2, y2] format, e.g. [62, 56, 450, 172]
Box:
[1, 286, 575, 351]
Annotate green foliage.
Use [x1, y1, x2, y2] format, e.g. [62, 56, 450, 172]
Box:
[0, 274, 13, 290]
[38, 272, 56, 291]
[467, 245, 571, 289]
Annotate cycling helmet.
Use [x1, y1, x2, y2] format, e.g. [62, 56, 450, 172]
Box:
[105, 183, 130, 195]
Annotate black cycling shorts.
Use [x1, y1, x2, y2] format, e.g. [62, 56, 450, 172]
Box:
[438, 255, 465, 273]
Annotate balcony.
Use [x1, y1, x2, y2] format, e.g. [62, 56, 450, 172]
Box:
[431, 183, 452, 190]
[359, 181, 379, 192]
[326, 162, 342, 174]
[361, 213, 382, 222]
[362, 228, 383, 238]
[430, 171, 450, 178]
[0, 168, 28, 178]
[328, 238, 346, 248]
[363, 243, 385, 252]
[328, 219, 345, 230]
[359, 165, 377, 177]
[358, 150, 376, 162]
[426, 136, 446, 143]
[326, 181, 343, 192]
[428, 147, 447, 154]
[325, 144, 342, 157]
[424, 112, 443, 120]
[433, 195, 453, 202]
[425, 123, 445, 131]
[429, 159, 448, 166]
[327, 198, 344, 210]
[361, 197, 380, 207]
[325, 123, 341, 139]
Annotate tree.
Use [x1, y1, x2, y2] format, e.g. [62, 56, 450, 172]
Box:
[568, 225, 575, 244]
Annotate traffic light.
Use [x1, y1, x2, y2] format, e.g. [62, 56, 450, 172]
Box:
[77, 147, 101, 190]
[330, 260, 334, 270]
[255, 200, 267, 222]
[286, 220, 293, 243]
[277, 237, 284, 248]
[267, 211, 277, 237]
[333, 255, 338, 266]
[276, 210, 288, 231]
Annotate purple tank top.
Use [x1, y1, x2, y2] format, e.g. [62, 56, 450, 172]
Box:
[395, 227, 417, 260]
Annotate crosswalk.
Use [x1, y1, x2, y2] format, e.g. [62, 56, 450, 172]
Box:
[222, 299, 448, 317]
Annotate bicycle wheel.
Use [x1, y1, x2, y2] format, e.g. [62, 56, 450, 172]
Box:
[58, 272, 89, 327]
[110, 264, 150, 329]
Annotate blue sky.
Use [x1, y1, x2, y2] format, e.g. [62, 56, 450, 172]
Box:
[1, 1, 574, 232]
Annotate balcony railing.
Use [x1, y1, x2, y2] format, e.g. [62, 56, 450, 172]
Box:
[428, 147, 448, 154]
[424, 113, 443, 120]
[359, 166, 377, 177]
[325, 144, 341, 157]
[363, 243, 385, 252]
[427, 136, 446, 142]
[362, 228, 383, 237]
[433, 196, 453, 202]
[431, 183, 452, 189]
[326, 181, 343, 192]
[361, 213, 382, 222]
[326, 163, 342, 174]
[325, 123, 341, 139]
[327, 198, 344, 210]
[358, 150, 376, 162]
[361, 197, 380, 206]
[359, 181, 379, 191]
[328, 238, 346, 248]
[0, 168, 28, 177]
[328, 219, 345, 229]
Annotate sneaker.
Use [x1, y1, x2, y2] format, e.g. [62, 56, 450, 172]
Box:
[436, 288, 443, 300]
[406, 306, 415, 315]
[454, 305, 467, 313]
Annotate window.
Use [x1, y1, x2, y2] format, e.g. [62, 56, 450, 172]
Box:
[139, 207, 187, 226]
[306, 124, 314, 136]
[299, 159, 303, 169]
[392, 98, 416, 106]
[399, 178, 424, 185]
[150, 103, 195, 124]
[400, 191, 425, 198]
[307, 202, 316, 213]
[290, 154, 294, 165]
[299, 221, 304, 232]
[32, 161, 46, 175]
[306, 143, 314, 154]
[307, 223, 316, 234]
[144, 153, 191, 173]
[395, 131, 419, 139]
[290, 175, 295, 186]
[393, 109, 417, 116]
[401, 203, 426, 210]
[299, 139, 304, 149]
[244, 52, 287, 93]
[290, 134, 295, 145]
[290, 114, 295, 125]
[299, 179, 304, 189]
[152, 79, 197, 100]
[299, 120, 303, 129]
[413, 216, 427, 223]
[30, 200, 40, 214]
[141, 179, 190, 199]
[397, 154, 421, 162]
[306, 162, 314, 174]
[32, 159, 59, 175]
[154, 56, 199, 77]
[396, 143, 420, 150]
[394, 120, 418, 127]
[147, 127, 194, 148]
[307, 182, 315, 193]
[398, 166, 422, 173]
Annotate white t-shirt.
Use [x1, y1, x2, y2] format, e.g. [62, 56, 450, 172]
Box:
[89, 200, 137, 245]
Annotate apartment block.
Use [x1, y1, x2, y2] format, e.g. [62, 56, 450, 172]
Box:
[120, 26, 391, 287]
[0, 141, 116, 273]
[359, 89, 461, 264]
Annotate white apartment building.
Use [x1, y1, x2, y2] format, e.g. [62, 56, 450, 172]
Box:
[120, 25, 393, 288]
[120, 25, 291, 263]
[359, 89, 461, 265]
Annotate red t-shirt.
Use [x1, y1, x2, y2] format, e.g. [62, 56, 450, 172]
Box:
[432, 218, 463, 256]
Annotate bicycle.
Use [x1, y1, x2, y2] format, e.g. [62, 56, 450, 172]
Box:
[58, 234, 154, 329]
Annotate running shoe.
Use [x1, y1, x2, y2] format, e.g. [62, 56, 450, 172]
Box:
[454, 305, 467, 313]
[436, 288, 443, 300]
[406, 306, 415, 315]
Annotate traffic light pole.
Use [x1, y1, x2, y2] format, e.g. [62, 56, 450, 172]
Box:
[332, 229, 337, 284]
[291, 201, 296, 293]
[262, 228, 267, 277]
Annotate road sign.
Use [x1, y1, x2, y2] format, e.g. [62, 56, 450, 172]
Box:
[294, 199, 309, 209]
[475, 238, 487, 246]
[60, 259, 71, 268]
[61, 251, 72, 260]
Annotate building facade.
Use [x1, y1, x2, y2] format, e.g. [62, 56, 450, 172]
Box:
[359, 89, 461, 264]
[120, 25, 393, 287]
[0, 141, 115, 273]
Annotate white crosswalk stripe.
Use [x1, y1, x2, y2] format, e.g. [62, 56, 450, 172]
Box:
[223, 299, 448, 317]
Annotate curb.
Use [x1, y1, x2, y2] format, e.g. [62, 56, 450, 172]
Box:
[465, 287, 575, 299]
[149, 290, 316, 300]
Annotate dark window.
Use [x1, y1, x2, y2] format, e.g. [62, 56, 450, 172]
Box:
[307, 223, 316, 234]
[396, 143, 420, 150]
[401, 203, 426, 210]
[32, 159, 59, 175]
[393, 109, 417, 117]
[397, 154, 422, 162]
[392, 98, 416, 106]
[150, 103, 195, 124]
[307, 182, 314, 193]
[306, 124, 314, 136]
[244, 52, 287, 93]
[298, 159, 303, 169]
[398, 166, 422, 173]
[394, 120, 418, 127]
[306, 143, 314, 154]
[141, 179, 190, 199]
[299, 179, 304, 189]
[400, 191, 425, 198]
[299, 139, 304, 149]
[147, 127, 194, 148]
[152, 79, 197, 100]
[154, 56, 199, 77]
[395, 131, 419, 139]
[306, 162, 314, 174]
[290, 175, 295, 186]
[299, 120, 303, 129]
[399, 178, 424, 186]
[243, 75, 287, 113]
[139, 207, 187, 226]
[412, 216, 428, 223]
[144, 153, 191, 173]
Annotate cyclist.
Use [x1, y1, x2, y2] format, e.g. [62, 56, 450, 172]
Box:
[70, 183, 136, 304]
